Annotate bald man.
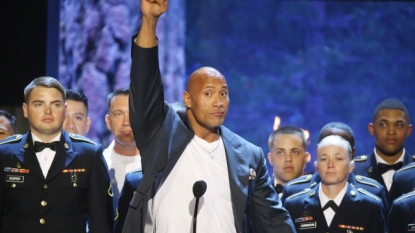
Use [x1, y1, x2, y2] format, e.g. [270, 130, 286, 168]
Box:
[122, 0, 295, 232]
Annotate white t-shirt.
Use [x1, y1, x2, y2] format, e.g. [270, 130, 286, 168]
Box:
[152, 135, 235, 232]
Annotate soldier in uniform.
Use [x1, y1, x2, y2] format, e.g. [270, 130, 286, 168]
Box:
[284, 135, 386, 232]
[0, 109, 18, 140]
[63, 89, 91, 136]
[0, 77, 114, 233]
[387, 191, 415, 233]
[114, 169, 143, 233]
[353, 99, 413, 193]
[267, 126, 310, 197]
[282, 122, 389, 213]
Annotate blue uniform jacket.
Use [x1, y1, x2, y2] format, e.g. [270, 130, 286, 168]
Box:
[282, 172, 389, 213]
[0, 131, 114, 233]
[387, 191, 415, 233]
[284, 183, 386, 233]
[115, 169, 142, 233]
[388, 162, 415, 204]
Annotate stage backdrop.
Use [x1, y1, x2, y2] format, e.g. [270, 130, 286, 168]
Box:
[56, 0, 415, 174]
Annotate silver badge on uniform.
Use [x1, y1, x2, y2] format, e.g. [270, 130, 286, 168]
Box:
[6, 175, 24, 183]
[298, 221, 317, 230]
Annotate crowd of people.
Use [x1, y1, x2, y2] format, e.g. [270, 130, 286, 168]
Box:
[0, 0, 413, 232]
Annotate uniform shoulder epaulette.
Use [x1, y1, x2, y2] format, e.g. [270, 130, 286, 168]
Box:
[0, 134, 22, 146]
[69, 133, 97, 145]
[396, 163, 415, 173]
[357, 188, 380, 202]
[286, 174, 312, 186]
[394, 191, 415, 203]
[286, 188, 310, 200]
[412, 155, 415, 161]
[128, 168, 143, 174]
[354, 155, 368, 162]
[355, 175, 380, 189]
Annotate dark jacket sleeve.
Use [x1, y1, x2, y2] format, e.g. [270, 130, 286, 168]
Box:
[248, 153, 296, 232]
[87, 145, 114, 233]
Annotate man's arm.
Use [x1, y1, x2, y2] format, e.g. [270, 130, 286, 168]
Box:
[129, 0, 168, 150]
[87, 146, 114, 233]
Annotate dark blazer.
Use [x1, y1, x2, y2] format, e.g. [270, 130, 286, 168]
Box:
[284, 183, 386, 233]
[123, 42, 295, 233]
[115, 169, 143, 233]
[282, 172, 389, 213]
[0, 131, 114, 233]
[388, 162, 415, 204]
[353, 151, 415, 190]
[387, 191, 415, 233]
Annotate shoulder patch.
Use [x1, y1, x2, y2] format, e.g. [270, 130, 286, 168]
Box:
[354, 155, 367, 162]
[0, 134, 22, 145]
[286, 188, 310, 200]
[286, 174, 312, 186]
[69, 133, 97, 145]
[396, 163, 415, 173]
[395, 191, 415, 203]
[128, 168, 143, 174]
[357, 188, 380, 202]
[355, 175, 379, 189]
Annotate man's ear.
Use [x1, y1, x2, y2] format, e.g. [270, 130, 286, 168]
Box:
[183, 92, 191, 108]
[406, 124, 413, 137]
[314, 161, 318, 172]
[368, 123, 374, 136]
[349, 160, 355, 173]
[85, 117, 91, 133]
[22, 103, 28, 118]
[104, 114, 111, 130]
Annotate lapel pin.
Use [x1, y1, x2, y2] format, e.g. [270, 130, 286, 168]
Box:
[368, 167, 373, 173]
[249, 168, 256, 180]
[17, 162, 21, 169]
[64, 142, 69, 149]
[23, 143, 28, 149]
[310, 191, 315, 197]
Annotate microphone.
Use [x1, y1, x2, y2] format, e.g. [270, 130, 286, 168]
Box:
[192, 180, 207, 233]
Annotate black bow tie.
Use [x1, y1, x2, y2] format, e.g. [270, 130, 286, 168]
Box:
[274, 183, 283, 194]
[34, 141, 59, 152]
[378, 161, 403, 174]
[322, 200, 338, 212]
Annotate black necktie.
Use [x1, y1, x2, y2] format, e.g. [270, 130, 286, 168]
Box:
[378, 161, 403, 174]
[34, 141, 59, 152]
[322, 200, 338, 212]
[274, 183, 283, 194]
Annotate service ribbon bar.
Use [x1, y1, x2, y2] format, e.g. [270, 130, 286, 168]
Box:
[62, 168, 86, 173]
[4, 167, 30, 173]
[338, 224, 364, 231]
[295, 216, 314, 223]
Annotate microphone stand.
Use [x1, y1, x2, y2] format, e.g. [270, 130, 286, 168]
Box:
[193, 197, 200, 233]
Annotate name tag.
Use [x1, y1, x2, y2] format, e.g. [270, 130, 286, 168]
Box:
[408, 224, 415, 231]
[299, 221, 317, 230]
[6, 175, 24, 183]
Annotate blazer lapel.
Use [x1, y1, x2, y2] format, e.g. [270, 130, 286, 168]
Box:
[46, 132, 78, 182]
[221, 126, 249, 232]
[13, 133, 44, 180]
[367, 152, 386, 187]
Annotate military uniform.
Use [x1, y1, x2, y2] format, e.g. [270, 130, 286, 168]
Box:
[284, 183, 386, 233]
[388, 162, 415, 204]
[0, 132, 114, 233]
[387, 191, 415, 233]
[114, 168, 143, 233]
[282, 172, 389, 213]
[353, 152, 415, 190]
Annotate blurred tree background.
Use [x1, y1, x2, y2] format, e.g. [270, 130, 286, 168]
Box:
[186, 1, 415, 173]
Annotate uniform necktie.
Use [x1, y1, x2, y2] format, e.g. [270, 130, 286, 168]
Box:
[34, 141, 59, 152]
[322, 200, 338, 212]
[274, 183, 283, 194]
[378, 161, 403, 174]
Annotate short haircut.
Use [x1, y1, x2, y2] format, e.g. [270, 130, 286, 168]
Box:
[107, 87, 129, 110]
[268, 125, 307, 150]
[318, 122, 355, 148]
[0, 110, 17, 134]
[66, 89, 89, 112]
[23, 77, 66, 103]
[373, 99, 410, 122]
[318, 135, 352, 159]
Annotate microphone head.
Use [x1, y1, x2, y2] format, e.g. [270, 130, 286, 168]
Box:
[193, 180, 207, 198]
